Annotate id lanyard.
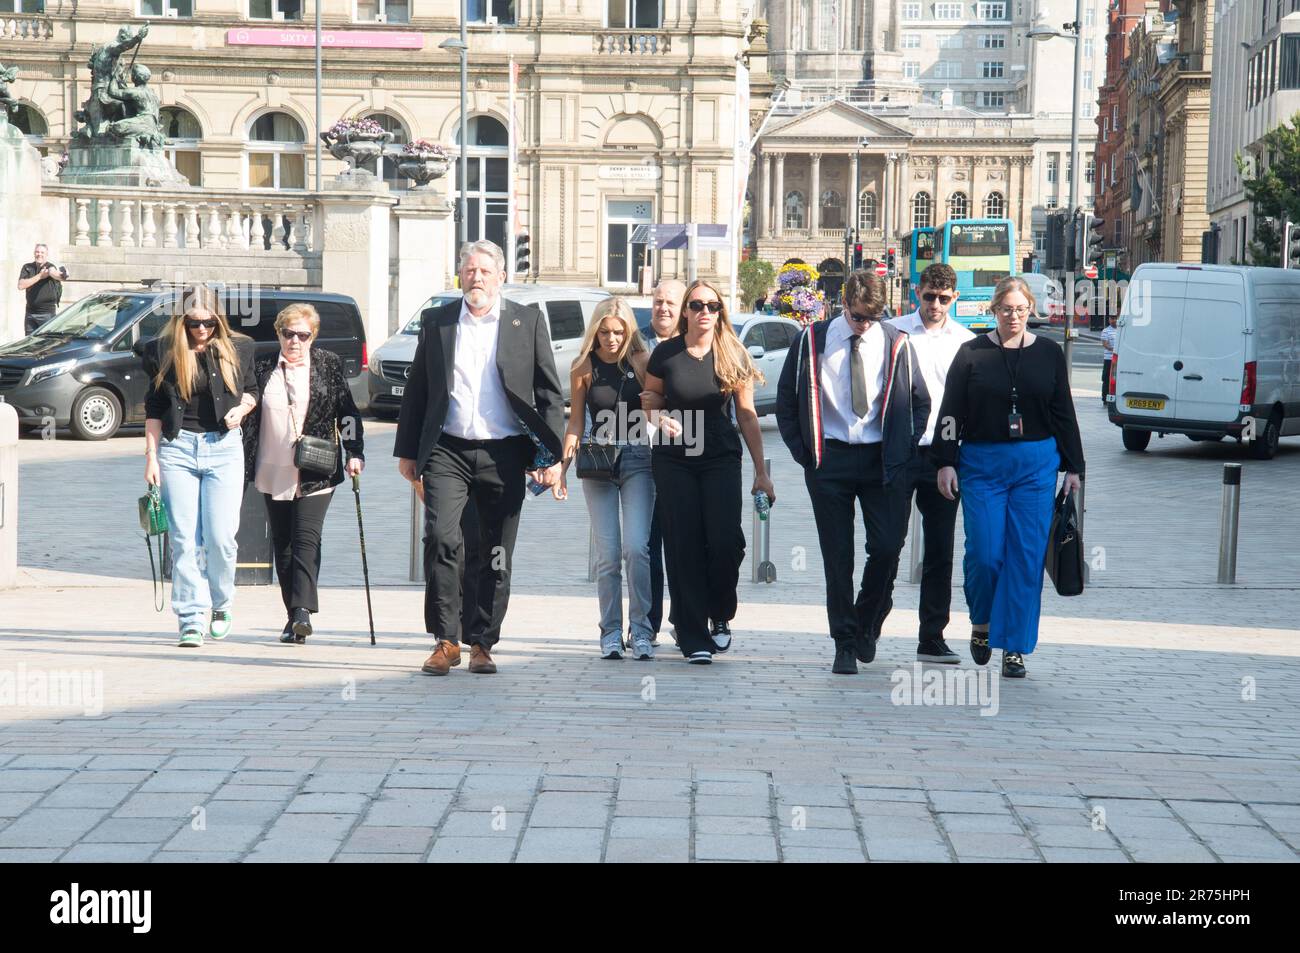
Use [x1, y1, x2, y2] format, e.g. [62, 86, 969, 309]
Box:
[997, 332, 1026, 438]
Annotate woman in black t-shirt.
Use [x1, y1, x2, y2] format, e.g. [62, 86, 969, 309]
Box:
[930, 276, 1084, 679]
[641, 280, 776, 664]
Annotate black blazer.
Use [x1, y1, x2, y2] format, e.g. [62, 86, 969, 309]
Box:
[393, 297, 565, 471]
[137, 333, 259, 441]
[241, 348, 365, 496]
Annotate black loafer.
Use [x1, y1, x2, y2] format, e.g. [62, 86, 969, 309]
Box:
[1002, 651, 1027, 678]
[832, 644, 859, 675]
[970, 633, 992, 666]
[278, 621, 297, 645]
[918, 638, 961, 663]
[853, 632, 877, 664]
[291, 607, 312, 644]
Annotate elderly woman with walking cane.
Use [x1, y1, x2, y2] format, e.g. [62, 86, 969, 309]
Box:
[242, 303, 365, 644]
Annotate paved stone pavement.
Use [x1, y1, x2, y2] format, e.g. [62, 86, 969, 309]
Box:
[1, 363, 1298, 863]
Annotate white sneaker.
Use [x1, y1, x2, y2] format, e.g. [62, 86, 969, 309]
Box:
[687, 651, 713, 665]
[632, 637, 654, 661]
[600, 632, 624, 660]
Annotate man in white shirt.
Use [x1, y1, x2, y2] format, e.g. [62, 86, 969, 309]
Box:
[776, 271, 930, 675]
[887, 263, 975, 663]
[396, 240, 565, 677]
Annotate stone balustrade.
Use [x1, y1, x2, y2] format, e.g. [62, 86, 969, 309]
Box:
[593, 31, 672, 55]
[43, 186, 317, 254]
[1, 17, 54, 39]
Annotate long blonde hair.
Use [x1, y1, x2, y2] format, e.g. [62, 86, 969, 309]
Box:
[676, 279, 765, 395]
[572, 297, 646, 376]
[153, 285, 242, 401]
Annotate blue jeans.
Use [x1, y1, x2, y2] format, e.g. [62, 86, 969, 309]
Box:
[583, 444, 655, 643]
[158, 428, 245, 633]
[958, 438, 1059, 655]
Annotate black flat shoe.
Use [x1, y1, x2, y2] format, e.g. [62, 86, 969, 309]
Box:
[970, 633, 992, 666]
[291, 607, 312, 644]
[832, 644, 858, 675]
[917, 638, 961, 664]
[853, 631, 877, 664]
[1002, 651, 1026, 678]
[278, 621, 297, 645]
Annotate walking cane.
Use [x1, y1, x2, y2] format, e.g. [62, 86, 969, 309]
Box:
[351, 474, 376, 646]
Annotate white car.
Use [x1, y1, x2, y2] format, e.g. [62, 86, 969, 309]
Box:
[731, 313, 805, 415]
[367, 285, 612, 417]
[1019, 272, 1065, 329]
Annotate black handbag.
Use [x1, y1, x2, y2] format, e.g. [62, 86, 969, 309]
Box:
[1045, 487, 1085, 597]
[283, 364, 339, 477]
[575, 441, 622, 481]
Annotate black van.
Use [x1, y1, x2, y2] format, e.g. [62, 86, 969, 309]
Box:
[0, 285, 368, 439]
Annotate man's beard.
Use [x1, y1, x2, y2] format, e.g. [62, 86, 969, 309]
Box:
[466, 287, 490, 309]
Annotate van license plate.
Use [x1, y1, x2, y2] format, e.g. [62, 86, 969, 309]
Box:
[392, 385, 404, 397]
[1126, 397, 1164, 411]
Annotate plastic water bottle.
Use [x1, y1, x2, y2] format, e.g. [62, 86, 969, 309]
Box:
[754, 491, 770, 520]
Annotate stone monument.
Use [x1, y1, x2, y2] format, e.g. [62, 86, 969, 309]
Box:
[61, 22, 188, 187]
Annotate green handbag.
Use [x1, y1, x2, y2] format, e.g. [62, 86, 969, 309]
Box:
[138, 485, 169, 611]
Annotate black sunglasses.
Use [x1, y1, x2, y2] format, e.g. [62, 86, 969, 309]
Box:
[184, 319, 218, 330]
[921, 292, 955, 305]
[279, 329, 312, 342]
[687, 300, 723, 313]
[847, 309, 880, 323]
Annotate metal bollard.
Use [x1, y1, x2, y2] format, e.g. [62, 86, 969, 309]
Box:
[907, 498, 923, 584]
[752, 457, 776, 583]
[408, 484, 424, 583]
[587, 524, 597, 583]
[1217, 463, 1242, 584]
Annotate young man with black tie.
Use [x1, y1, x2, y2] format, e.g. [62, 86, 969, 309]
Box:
[395, 240, 565, 676]
[776, 271, 930, 675]
[887, 263, 975, 663]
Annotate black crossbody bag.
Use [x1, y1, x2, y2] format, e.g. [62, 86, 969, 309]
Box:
[576, 360, 632, 481]
[283, 364, 338, 476]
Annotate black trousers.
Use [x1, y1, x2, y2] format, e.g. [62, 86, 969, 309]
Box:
[887, 454, 959, 642]
[422, 433, 532, 648]
[25, 312, 54, 335]
[1102, 357, 1112, 404]
[647, 494, 666, 633]
[264, 490, 335, 615]
[652, 450, 745, 656]
[805, 441, 908, 647]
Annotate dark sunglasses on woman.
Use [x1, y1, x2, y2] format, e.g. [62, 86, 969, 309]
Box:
[687, 300, 723, 313]
[184, 319, 218, 330]
[279, 330, 312, 342]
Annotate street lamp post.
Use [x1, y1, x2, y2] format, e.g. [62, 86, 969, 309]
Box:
[1028, 0, 1086, 376]
[439, 2, 470, 254]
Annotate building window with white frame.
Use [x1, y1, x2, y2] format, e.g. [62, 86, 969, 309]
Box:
[468, 0, 517, 24]
[1083, 70, 1094, 90]
[784, 191, 806, 230]
[355, 0, 410, 23]
[902, 33, 922, 49]
[1085, 5, 1095, 26]
[977, 1, 1007, 20]
[935, 2, 963, 20]
[141, 0, 193, 16]
[1047, 153, 1058, 184]
[246, 112, 306, 189]
[947, 191, 969, 220]
[904, 61, 921, 79]
[938, 32, 964, 49]
[912, 191, 932, 229]
[934, 60, 962, 79]
[981, 61, 1004, 78]
[902, 2, 922, 20]
[979, 33, 1005, 48]
[983, 191, 1004, 218]
[1081, 102, 1095, 119]
[605, 0, 660, 28]
[455, 115, 511, 249]
[978, 90, 1005, 108]
[249, 0, 302, 19]
[820, 189, 845, 229]
[161, 105, 202, 185]
[858, 190, 878, 230]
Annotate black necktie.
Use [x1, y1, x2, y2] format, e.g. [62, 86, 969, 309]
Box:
[849, 334, 869, 419]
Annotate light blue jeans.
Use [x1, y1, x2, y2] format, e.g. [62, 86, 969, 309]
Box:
[583, 444, 655, 643]
[158, 428, 245, 633]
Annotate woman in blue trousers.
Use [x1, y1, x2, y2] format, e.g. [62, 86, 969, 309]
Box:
[930, 276, 1084, 678]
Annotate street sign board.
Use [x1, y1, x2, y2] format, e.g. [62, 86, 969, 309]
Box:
[629, 224, 730, 251]
[875, 262, 887, 278]
[1084, 264, 1098, 280]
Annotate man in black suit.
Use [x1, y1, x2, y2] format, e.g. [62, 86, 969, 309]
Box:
[396, 240, 564, 676]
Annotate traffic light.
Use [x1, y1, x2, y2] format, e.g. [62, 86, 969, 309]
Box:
[1046, 211, 1067, 272]
[852, 243, 863, 270]
[1286, 223, 1300, 270]
[887, 247, 897, 276]
[1063, 209, 1079, 273]
[1081, 212, 1105, 267]
[514, 232, 530, 275]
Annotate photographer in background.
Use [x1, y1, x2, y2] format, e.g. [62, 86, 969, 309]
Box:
[17, 243, 67, 335]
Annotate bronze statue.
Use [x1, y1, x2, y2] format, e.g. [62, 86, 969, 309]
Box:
[106, 64, 164, 149]
[0, 62, 19, 124]
[72, 22, 150, 142]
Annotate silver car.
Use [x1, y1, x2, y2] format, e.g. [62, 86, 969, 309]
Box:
[731, 313, 804, 416]
[1018, 272, 1064, 329]
[368, 285, 612, 417]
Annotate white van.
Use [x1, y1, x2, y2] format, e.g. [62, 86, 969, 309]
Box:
[1108, 263, 1300, 458]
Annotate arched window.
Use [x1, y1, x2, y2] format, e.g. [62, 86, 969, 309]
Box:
[858, 189, 878, 230]
[820, 188, 844, 229]
[10, 104, 48, 153]
[983, 190, 1005, 218]
[947, 191, 969, 220]
[453, 115, 510, 249]
[363, 111, 409, 189]
[161, 106, 202, 186]
[912, 191, 932, 230]
[784, 190, 806, 230]
[246, 111, 306, 189]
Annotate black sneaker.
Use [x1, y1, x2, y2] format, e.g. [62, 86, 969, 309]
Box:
[710, 620, 732, 653]
[1002, 651, 1027, 678]
[970, 633, 992, 666]
[291, 607, 312, 644]
[917, 638, 961, 664]
[832, 644, 858, 675]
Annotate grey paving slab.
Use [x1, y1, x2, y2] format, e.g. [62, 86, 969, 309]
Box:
[516, 827, 604, 863]
[425, 837, 518, 863]
[60, 843, 158, 863]
[695, 834, 780, 862]
[781, 847, 868, 863]
[603, 837, 690, 863]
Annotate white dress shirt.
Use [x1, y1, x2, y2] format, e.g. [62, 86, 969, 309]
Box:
[444, 297, 523, 441]
[887, 309, 974, 446]
[820, 315, 887, 444]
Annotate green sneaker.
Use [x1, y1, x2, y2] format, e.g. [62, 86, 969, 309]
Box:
[178, 629, 204, 648]
[209, 610, 232, 641]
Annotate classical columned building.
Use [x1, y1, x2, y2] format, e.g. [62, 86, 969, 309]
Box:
[751, 99, 1036, 296]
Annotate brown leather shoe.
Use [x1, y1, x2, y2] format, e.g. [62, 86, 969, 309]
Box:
[421, 640, 462, 676]
[468, 644, 497, 674]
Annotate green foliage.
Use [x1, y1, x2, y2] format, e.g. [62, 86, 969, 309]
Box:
[739, 257, 776, 308]
[1235, 113, 1300, 266]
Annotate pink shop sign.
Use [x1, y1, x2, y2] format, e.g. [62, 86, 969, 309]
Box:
[225, 29, 424, 50]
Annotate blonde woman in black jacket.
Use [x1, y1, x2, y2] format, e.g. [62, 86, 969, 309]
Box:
[242, 303, 365, 644]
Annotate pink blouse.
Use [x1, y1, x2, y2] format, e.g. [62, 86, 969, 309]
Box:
[256, 354, 329, 500]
